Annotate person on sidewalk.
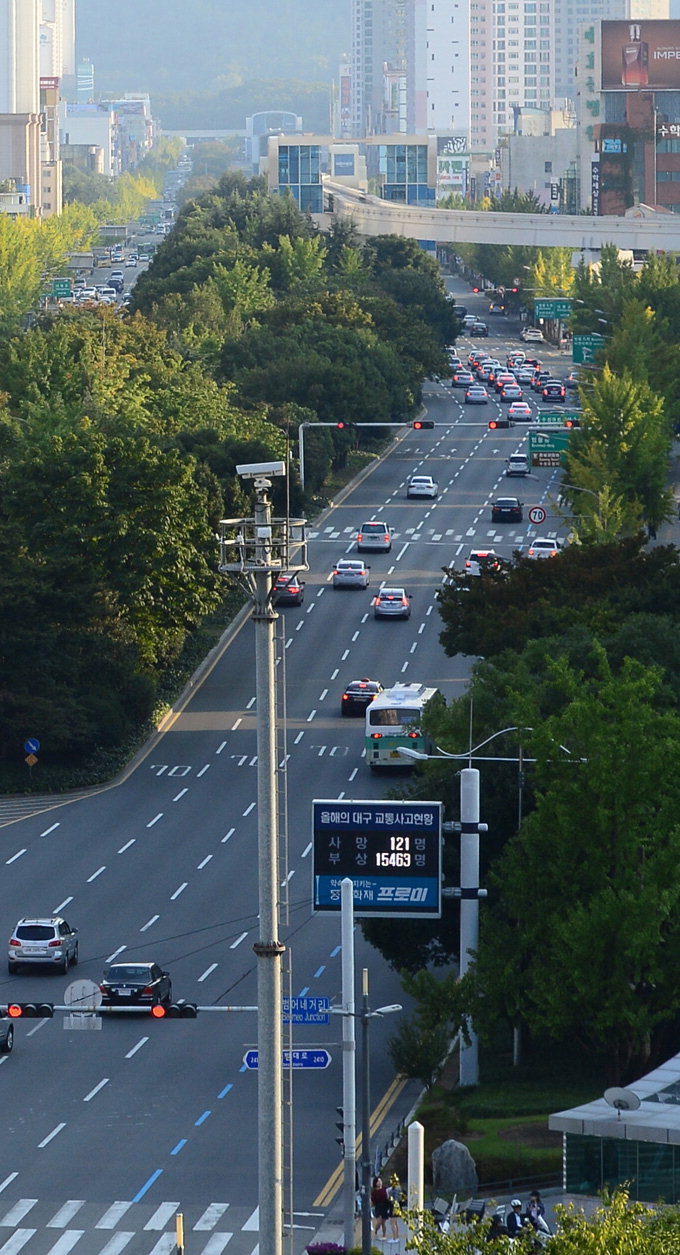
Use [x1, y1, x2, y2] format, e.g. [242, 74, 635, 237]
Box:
[506, 1199, 530, 1238]
[388, 1174, 403, 1239]
[372, 1177, 391, 1239]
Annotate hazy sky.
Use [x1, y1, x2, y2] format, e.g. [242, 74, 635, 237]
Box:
[76, 0, 349, 95]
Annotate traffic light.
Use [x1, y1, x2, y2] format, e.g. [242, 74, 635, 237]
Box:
[335, 1106, 345, 1155]
[6, 1002, 54, 1018]
[564, 417, 581, 428]
[488, 419, 500, 430]
[151, 1001, 198, 1019]
[413, 420, 435, 430]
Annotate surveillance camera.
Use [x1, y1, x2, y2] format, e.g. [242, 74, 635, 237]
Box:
[236, 461, 286, 480]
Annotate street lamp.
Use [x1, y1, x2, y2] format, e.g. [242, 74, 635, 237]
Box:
[334, 973, 402, 1255]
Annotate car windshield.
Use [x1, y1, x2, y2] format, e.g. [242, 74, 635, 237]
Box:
[16, 925, 54, 940]
[105, 966, 152, 981]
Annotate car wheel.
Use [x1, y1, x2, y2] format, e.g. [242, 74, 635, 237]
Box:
[72, 944, 79, 967]
[61, 952, 69, 974]
[0, 1025, 14, 1054]
[7, 962, 17, 975]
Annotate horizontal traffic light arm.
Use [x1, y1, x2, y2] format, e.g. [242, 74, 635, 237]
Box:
[0, 1003, 259, 1017]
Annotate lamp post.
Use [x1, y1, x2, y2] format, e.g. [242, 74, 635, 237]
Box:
[334, 975, 402, 1255]
[398, 726, 577, 1083]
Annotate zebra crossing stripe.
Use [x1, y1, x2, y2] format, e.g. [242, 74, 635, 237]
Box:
[47, 1202, 85, 1228]
[146, 1236, 177, 1255]
[40, 1233, 83, 1255]
[0, 1204, 37, 1227]
[194, 1204, 230, 1231]
[96, 1203, 133, 1229]
[97, 1236, 135, 1255]
[144, 1204, 181, 1231]
[200, 1236, 233, 1255]
[0, 1232, 36, 1255]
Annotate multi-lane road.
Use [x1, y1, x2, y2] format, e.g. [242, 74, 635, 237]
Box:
[0, 285, 571, 1255]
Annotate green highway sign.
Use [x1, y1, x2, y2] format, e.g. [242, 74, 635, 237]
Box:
[573, 333, 605, 364]
[537, 409, 582, 425]
[529, 429, 570, 467]
[52, 278, 72, 298]
[535, 298, 573, 320]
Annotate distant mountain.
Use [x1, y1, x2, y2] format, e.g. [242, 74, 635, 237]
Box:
[76, 0, 349, 96]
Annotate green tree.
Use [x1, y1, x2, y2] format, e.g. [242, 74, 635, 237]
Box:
[388, 969, 469, 1089]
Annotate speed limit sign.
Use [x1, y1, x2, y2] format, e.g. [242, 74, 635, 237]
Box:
[528, 505, 547, 525]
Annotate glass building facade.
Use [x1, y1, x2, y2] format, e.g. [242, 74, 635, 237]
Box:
[377, 143, 435, 204]
[276, 145, 323, 213]
[566, 1133, 680, 1204]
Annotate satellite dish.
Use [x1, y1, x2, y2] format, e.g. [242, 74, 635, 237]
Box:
[604, 1087, 641, 1119]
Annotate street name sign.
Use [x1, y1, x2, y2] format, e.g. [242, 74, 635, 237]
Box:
[535, 298, 573, 319]
[529, 429, 570, 467]
[537, 410, 568, 425]
[243, 1049, 332, 1070]
[573, 333, 605, 364]
[312, 799, 442, 918]
[52, 278, 72, 299]
[282, 996, 330, 1025]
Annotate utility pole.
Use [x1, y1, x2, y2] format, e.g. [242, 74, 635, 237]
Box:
[219, 462, 307, 1255]
[459, 767, 481, 1087]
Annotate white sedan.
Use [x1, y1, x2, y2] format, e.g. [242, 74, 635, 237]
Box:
[333, 559, 370, 589]
[407, 475, 438, 498]
[526, 537, 564, 559]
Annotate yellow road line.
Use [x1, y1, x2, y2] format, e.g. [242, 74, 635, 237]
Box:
[313, 1075, 409, 1208]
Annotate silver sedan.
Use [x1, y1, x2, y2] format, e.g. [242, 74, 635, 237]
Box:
[333, 559, 370, 589]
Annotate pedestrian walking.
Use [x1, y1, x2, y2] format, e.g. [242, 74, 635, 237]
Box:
[372, 1176, 391, 1239]
[388, 1174, 403, 1239]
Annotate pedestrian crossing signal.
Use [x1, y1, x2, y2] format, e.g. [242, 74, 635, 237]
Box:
[6, 1002, 54, 1018]
[151, 1002, 198, 1019]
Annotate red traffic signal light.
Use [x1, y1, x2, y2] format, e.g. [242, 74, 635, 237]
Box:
[151, 1002, 198, 1019]
[336, 421, 347, 429]
[7, 1002, 54, 1018]
[488, 419, 499, 429]
[413, 420, 435, 430]
[472, 286, 480, 293]
[565, 417, 581, 428]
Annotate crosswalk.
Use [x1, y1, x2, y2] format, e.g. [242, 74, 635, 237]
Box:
[0, 1199, 321, 1255]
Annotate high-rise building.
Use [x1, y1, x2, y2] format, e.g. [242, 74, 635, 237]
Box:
[469, 0, 555, 151]
[350, 0, 408, 134]
[40, 0, 76, 80]
[408, 0, 471, 136]
[0, 0, 40, 113]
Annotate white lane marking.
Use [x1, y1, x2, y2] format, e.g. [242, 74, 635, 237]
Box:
[47, 1201, 85, 1228]
[396, 544, 409, 560]
[418, 622, 426, 634]
[246, 697, 256, 709]
[349, 767, 358, 782]
[42, 1231, 84, 1255]
[319, 689, 328, 701]
[199, 963, 218, 982]
[107, 946, 126, 963]
[330, 668, 339, 680]
[6, 850, 26, 865]
[140, 915, 159, 932]
[0, 1175, 18, 1194]
[200, 1237, 233, 1254]
[41, 823, 60, 837]
[351, 631, 360, 642]
[173, 788, 188, 802]
[307, 710, 317, 721]
[243, 1208, 259, 1232]
[53, 897, 73, 913]
[146, 813, 163, 828]
[197, 855, 213, 869]
[118, 840, 135, 854]
[285, 638, 292, 649]
[361, 613, 368, 624]
[306, 603, 315, 614]
[87, 866, 106, 883]
[197, 764, 211, 778]
[401, 661, 409, 673]
[0, 1232, 36, 1254]
[296, 620, 304, 632]
[410, 642, 418, 654]
[230, 932, 248, 949]
[243, 802, 255, 816]
[426, 604, 434, 616]
[194, 1204, 231, 1231]
[294, 731, 304, 744]
[222, 828, 235, 843]
[144, 1204, 182, 1232]
[249, 756, 257, 767]
[83, 1078, 109, 1102]
[232, 718, 242, 730]
[341, 649, 350, 660]
[170, 883, 187, 900]
[96, 1203, 134, 1230]
[0, 1203, 38, 1226]
[302, 842, 312, 857]
[216, 741, 227, 754]
[97, 1235, 135, 1255]
[125, 1037, 148, 1059]
[38, 1124, 66, 1148]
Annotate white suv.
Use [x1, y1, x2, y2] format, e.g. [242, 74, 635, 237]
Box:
[8, 917, 79, 974]
[357, 521, 392, 552]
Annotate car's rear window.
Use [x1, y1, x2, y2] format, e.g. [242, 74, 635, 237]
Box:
[105, 966, 149, 980]
[16, 925, 55, 941]
[370, 708, 420, 727]
[363, 523, 386, 533]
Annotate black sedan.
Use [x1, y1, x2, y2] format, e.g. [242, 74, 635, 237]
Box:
[273, 573, 305, 606]
[100, 962, 172, 1009]
[542, 381, 566, 401]
[491, 496, 523, 523]
[341, 678, 384, 716]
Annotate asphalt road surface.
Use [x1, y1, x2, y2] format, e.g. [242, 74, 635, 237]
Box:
[0, 282, 572, 1255]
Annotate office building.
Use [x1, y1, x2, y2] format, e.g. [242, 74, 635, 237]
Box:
[350, 0, 408, 134]
[471, 0, 555, 150]
[0, 0, 40, 114]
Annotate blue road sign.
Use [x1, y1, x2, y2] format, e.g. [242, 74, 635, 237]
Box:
[283, 996, 330, 1025]
[24, 738, 40, 754]
[243, 1049, 332, 1070]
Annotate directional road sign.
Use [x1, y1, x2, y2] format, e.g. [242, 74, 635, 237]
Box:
[573, 333, 605, 364]
[243, 1049, 332, 1070]
[529, 429, 570, 467]
[51, 278, 72, 299]
[24, 738, 40, 754]
[283, 996, 330, 1025]
[535, 298, 573, 320]
[528, 506, 547, 525]
[537, 410, 568, 425]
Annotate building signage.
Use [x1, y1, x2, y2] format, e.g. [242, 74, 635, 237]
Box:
[437, 155, 468, 189]
[657, 121, 680, 138]
[602, 20, 680, 91]
[334, 153, 355, 176]
[40, 76, 60, 91]
[282, 997, 330, 1025]
[312, 800, 442, 918]
[591, 159, 601, 215]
